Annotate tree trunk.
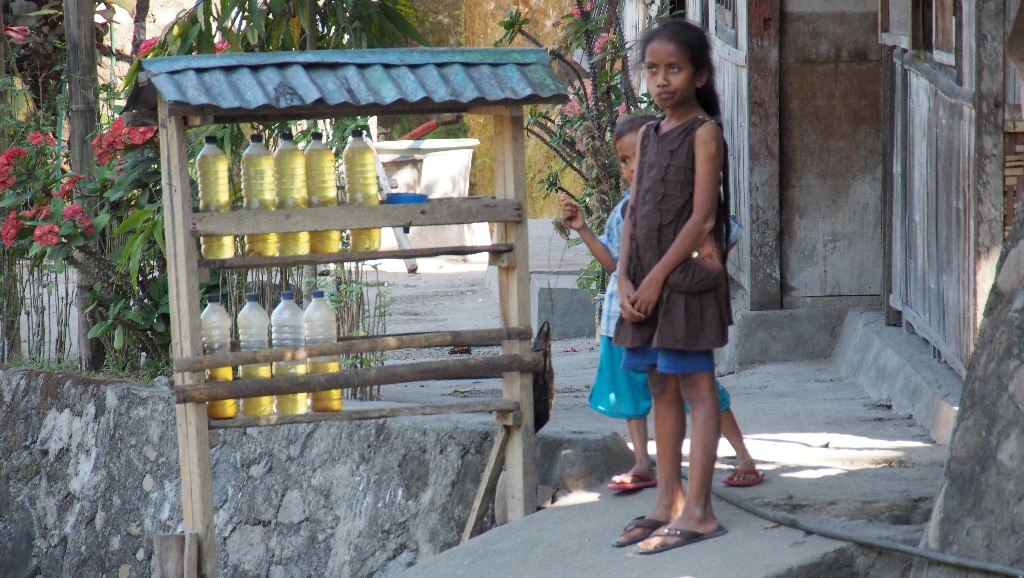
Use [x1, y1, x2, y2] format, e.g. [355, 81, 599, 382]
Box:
[63, 0, 103, 371]
[131, 0, 151, 56]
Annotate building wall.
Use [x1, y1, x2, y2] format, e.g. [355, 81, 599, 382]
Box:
[779, 0, 883, 306]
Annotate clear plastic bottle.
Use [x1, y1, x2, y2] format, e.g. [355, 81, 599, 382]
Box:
[241, 134, 279, 257]
[304, 289, 341, 412]
[237, 293, 273, 416]
[197, 136, 235, 259]
[201, 294, 236, 419]
[274, 132, 310, 256]
[342, 129, 381, 252]
[271, 290, 307, 414]
[305, 132, 342, 254]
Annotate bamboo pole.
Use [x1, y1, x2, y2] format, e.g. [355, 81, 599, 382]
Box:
[173, 326, 532, 371]
[209, 399, 520, 429]
[175, 352, 545, 403]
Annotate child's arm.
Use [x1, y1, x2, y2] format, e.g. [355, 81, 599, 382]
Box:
[628, 121, 724, 318]
[561, 198, 616, 273]
[616, 195, 643, 322]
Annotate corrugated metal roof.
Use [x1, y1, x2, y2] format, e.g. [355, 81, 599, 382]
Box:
[123, 48, 568, 123]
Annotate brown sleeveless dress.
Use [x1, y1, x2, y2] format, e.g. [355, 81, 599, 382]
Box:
[612, 116, 733, 351]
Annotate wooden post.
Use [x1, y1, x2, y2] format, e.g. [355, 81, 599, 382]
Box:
[746, 0, 782, 310]
[491, 106, 536, 521]
[158, 98, 218, 578]
[63, 0, 103, 370]
[880, 45, 901, 326]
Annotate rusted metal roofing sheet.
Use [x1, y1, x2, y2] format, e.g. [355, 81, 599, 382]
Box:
[123, 48, 568, 122]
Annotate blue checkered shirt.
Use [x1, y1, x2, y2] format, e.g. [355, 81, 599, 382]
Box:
[599, 192, 630, 337]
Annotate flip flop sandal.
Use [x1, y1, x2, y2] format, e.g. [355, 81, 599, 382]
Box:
[722, 468, 766, 487]
[607, 471, 658, 492]
[635, 525, 729, 555]
[611, 516, 667, 548]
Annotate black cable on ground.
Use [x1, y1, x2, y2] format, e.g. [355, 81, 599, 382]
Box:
[689, 472, 1024, 577]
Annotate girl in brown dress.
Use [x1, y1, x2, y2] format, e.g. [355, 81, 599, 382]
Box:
[612, 19, 732, 554]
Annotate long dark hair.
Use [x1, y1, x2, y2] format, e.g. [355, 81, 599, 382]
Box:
[640, 19, 721, 118]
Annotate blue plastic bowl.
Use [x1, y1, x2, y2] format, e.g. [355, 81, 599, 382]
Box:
[385, 193, 429, 204]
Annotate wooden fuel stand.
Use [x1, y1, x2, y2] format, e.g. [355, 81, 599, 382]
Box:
[123, 48, 567, 577]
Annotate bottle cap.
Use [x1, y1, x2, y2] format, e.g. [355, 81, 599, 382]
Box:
[311, 131, 323, 140]
[206, 294, 221, 303]
[281, 132, 294, 140]
[351, 129, 364, 138]
[204, 136, 217, 144]
[281, 290, 294, 300]
[312, 289, 325, 299]
[246, 293, 259, 302]
[249, 134, 263, 143]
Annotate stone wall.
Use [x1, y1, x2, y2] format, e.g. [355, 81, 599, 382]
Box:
[0, 368, 628, 577]
[0, 369, 493, 577]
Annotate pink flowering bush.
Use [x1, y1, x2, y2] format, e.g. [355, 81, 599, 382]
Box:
[0, 115, 171, 365]
[0, 132, 100, 264]
[497, 2, 663, 290]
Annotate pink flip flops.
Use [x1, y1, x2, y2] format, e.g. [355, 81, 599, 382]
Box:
[608, 471, 658, 492]
[722, 467, 766, 487]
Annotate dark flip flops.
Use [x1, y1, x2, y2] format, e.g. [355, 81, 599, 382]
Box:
[611, 516, 668, 548]
[635, 525, 729, 555]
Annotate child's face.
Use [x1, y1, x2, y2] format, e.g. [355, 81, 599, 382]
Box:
[644, 38, 708, 111]
[615, 132, 639, 186]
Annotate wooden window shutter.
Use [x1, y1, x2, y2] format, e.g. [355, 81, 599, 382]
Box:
[879, 0, 920, 49]
[932, 0, 957, 65]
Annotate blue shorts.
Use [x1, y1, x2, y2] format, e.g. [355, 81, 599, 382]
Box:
[621, 344, 715, 375]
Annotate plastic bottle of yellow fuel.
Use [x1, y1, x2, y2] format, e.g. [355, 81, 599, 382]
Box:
[342, 129, 381, 252]
[201, 294, 236, 419]
[305, 132, 342, 254]
[196, 136, 234, 259]
[241, 134, 279, 256]
[237, 293, 273, 416]
[274, 133, 310, 256]
[304, 289, 341, 412]
[272, 290, 308, 414]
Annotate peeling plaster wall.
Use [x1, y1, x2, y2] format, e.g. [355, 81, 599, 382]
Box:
[779, 2, 884, 305]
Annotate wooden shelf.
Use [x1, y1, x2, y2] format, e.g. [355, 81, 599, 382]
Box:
[191, 196, 522, 236]
[208, 399, 520, 430]
[198, 244, 512, 270]
[173, 327, 532, 372]
[174, 352, 544, 403]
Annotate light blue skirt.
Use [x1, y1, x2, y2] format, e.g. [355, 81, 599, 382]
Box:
[590, 335, 652, 420]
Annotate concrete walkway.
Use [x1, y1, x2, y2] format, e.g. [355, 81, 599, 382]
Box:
[368, 220, 962, 577]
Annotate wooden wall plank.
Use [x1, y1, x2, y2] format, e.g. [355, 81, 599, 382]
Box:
[491, 107, 536, 522]
[158, 98, 218, 578]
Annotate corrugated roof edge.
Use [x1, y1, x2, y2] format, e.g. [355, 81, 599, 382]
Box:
[138, 47, 553, 74]
[123, 47, 568, 125]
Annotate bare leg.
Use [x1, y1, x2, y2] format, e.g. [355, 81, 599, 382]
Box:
[721, 409, 755, 469]
[638, 371, 721, 551]
[625, 417, 653, 474]
[721, 409, 762, 484]
[609, 417, 654, 486]
[614, 370, 684, 544]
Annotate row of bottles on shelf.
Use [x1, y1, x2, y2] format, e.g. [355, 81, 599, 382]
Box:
[197, 129, 382, 260]
[200, 289, 342, 419]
